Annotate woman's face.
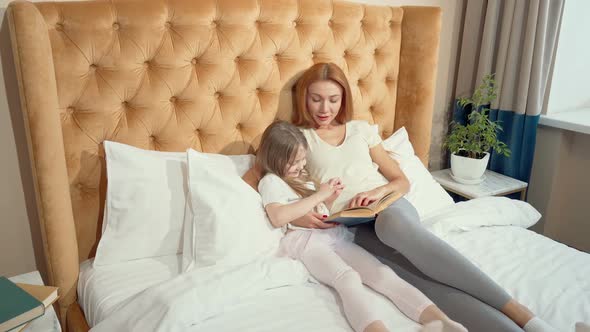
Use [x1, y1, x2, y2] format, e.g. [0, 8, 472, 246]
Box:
[284, 145, 307, 178]
[306, 80, 343, 128]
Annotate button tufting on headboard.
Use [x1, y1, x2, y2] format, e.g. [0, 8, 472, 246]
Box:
[7, 0, 442, 326]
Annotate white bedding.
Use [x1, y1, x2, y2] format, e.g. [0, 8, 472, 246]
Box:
[442, 227, 590, 332]
[195, 281, 422, 332]
[421, 197, 590, 331]
[82, 197, 589, 331]
[86, 256, 422, 331]
[78, 255, 184, 327]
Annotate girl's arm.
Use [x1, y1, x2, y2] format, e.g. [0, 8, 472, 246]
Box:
[323, 178, 344, 210]
[348, 144, 409, 208]
[289, 211, 335, 229]
[265, 185, 333, 228]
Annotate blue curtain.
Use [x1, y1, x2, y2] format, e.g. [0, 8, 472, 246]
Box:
[452, 101, 540, 182]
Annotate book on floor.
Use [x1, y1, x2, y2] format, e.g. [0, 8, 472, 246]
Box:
[0, 277, 45, 332]
[326, 191, 402, 227]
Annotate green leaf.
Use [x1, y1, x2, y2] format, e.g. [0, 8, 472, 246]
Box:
[446, 73, 511, 158]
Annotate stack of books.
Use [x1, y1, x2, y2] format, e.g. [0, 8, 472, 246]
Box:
[0, 276, 58, 331]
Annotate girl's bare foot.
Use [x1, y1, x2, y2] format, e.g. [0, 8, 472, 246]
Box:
[364, 320, 389, 332]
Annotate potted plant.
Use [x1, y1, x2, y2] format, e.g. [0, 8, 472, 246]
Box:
[444, 74, 511, 184]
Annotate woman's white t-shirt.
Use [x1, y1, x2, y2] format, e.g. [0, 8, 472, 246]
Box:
[301, 120, 389, 213]
[258, 173, 330, 232]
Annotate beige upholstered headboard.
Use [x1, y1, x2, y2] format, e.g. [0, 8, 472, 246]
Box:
[7, 0, 441, 329]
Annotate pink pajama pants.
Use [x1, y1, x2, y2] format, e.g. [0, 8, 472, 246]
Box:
[280, 227, 433, 332]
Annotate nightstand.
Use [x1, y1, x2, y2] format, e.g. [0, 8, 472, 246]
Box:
[431, 169, 528, 200]
[8, 271, 61, 332]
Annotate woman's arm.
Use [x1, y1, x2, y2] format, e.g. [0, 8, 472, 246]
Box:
[370, 144, 410, 194]
[348, 144, 410, 208]
[265, 190, 331, 228]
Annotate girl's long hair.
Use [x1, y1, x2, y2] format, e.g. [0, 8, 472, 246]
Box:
[256, 121, 317, 198]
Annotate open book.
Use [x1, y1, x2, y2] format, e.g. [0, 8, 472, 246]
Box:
[326, 191, 403, 226]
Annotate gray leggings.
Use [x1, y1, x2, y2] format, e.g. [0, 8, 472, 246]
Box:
[355, 198, 523, 332]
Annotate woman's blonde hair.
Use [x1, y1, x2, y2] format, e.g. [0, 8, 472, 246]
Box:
[292, 62, 353, 128]
[256, 121, 317, 198]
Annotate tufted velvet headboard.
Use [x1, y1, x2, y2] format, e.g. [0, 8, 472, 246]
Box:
[7, 0, 441, 329]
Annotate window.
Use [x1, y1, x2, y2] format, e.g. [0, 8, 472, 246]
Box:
[541, 0, 590, 134]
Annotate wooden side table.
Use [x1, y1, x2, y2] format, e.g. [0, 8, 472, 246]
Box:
[8, 271, 61, 332]
[431, 169, 528, 200]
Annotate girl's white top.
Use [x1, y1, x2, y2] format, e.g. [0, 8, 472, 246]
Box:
[258, 173, 330, 232]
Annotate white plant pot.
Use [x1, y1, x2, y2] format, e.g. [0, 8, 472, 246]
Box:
[450, 152, 490, 184]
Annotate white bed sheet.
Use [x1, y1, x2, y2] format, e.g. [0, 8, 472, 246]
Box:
[80, 227, 589, 331]
[78, 255, 184, 327]
[195, 281, 421, 332]
[79, 255, 421, 331]
[442, 226, 590, 332]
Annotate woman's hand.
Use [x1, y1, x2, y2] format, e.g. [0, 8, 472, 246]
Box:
[348, 186, 387, 208]
[290, 211, 336, 229]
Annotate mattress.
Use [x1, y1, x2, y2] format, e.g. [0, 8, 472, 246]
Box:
[443, 226, 590, 332]
[79, 254, 422, 331]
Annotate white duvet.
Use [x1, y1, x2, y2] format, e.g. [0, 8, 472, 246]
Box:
[89, 197, 589, 331]
[425, 197, 590, 332]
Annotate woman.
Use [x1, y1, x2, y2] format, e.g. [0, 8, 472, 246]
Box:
[243, 63, 555, 332]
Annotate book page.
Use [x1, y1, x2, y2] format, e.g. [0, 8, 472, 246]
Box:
[370, 192, 402, 213]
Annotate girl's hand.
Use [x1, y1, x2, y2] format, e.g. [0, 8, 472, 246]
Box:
[348, 187, 387, 208]
[290, 211, 337, 229]
[327, 177, 345, 190]
[317, 182, 336, 200]
[325, 177, 344, 205]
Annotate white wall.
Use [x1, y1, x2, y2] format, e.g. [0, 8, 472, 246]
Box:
[546, 0, 590, 113]
[0, 3, 42, 278]
[528, 0, 590, 252]
[0, 0, 463, 278]
[528, 126, 590, 252]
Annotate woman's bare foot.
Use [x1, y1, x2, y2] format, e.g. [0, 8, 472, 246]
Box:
[501, 299, 535, 327]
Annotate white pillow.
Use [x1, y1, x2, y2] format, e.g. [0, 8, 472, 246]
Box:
[184, 149, 282, 271]
[381, 127, 455, 219]
[181, 150, 256, 271]
[95, 141, 254, 267]
[95, 141, 188, 266]
[422, 196, 540, 237]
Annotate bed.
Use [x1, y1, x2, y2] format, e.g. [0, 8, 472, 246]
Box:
[6, 0, 589, 331]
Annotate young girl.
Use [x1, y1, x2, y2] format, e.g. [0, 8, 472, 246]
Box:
[256, 121, 467, 332]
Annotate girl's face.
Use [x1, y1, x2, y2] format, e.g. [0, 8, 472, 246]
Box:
[284, 145, 307, 178]
[306, 80, 343, 128]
